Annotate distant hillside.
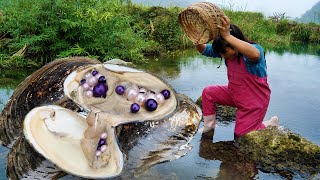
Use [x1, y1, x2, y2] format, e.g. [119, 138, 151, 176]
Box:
[296, 1, 320, 24]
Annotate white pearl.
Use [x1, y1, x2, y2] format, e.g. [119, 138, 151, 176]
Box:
[86, 90, 93, 97]
[135, 93, 147, 106]
[131, 84, 139, 90]
[127, 88, 139, 101]
[100, 132, 107, 139]
[84, 73, 92, 79]
[146, 93, 157, 101]
[125, 87, 131, 96]
[96, 73, 102, 79]
[87, 76, 98, 86]
[70, 81, 79, 91]
[96, 150, 102, 157]
[156, 93, 165, 104]
[82, 83, 90, 90]
[100, 145, 107, 152]
[139, 88, 147, 94]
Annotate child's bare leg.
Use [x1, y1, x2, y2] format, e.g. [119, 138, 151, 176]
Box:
[201, 114, 216, 140]
[203, 114, 216, 132]
[263, 116, 279, 127]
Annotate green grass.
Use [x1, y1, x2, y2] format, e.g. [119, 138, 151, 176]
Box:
[0, 0, 319, 68]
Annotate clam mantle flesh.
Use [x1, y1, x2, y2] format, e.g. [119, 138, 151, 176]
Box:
[19, 59, 201, 179]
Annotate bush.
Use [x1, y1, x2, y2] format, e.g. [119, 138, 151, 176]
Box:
[276, 20, 291, 35]
[290, 25, 312, 42]
[0, 0, 153, 66]
[225, 11, 276, 43]
[128, 6, 191, 52]
[308, 26, 320, 43]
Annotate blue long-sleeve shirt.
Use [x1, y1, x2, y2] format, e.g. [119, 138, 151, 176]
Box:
[201, 44, 267, 78]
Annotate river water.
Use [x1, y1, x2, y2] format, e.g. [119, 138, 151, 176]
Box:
[0, 47, 319, 179]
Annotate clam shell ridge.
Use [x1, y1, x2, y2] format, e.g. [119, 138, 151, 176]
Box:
[23, 61, 200, 179]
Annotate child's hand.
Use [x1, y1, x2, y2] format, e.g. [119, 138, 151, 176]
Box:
[217, 16, 231, 38]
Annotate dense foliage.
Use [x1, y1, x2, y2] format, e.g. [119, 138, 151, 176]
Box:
[0, 0, 152, 67]
[0, 0, 319, 68]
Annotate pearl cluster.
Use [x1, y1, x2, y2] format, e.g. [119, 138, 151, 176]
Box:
[80, 70, 108, 98]
[115, 84, 171, 113]
[95, 132, 108, 157]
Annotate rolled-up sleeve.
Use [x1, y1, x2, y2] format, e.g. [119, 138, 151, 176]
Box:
[201, 44, 220, 58]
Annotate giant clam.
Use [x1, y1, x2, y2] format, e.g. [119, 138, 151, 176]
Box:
[0, 57, 202, 179]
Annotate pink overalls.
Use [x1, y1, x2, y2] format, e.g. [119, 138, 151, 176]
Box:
[202, 56, 271, 137]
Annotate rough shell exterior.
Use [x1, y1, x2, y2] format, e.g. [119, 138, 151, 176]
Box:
[1, 57, 202, 179]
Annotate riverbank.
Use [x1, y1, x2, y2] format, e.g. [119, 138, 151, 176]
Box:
[0, 0, 319, 68]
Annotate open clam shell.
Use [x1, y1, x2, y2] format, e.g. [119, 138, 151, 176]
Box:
[22, 62, 189, 179]
[23, 105, 124, 178]
[64, 63, 178, 126]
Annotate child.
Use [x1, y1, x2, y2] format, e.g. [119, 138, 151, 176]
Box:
[196, 16, 278, 138]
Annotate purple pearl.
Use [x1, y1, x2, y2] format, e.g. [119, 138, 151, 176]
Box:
[115, 85, 125, 95]
[161, 89, 170, 99]
[98, 76, 106, 83]
[98, 139, 106, 147]
[130, 103, 140, 113]
[145, 99, 158, 111]
[92, 70, 98, 76]
[93, 83, 108, 98]
[80, 79, 86, 85]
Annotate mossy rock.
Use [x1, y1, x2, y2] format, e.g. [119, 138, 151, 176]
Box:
[235, 127, 320, 178]
[196, 96, 320, 178]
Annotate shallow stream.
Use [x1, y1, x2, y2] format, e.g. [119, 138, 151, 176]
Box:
[0, 46, 319, 179]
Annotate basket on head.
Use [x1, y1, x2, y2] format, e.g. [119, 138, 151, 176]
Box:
[178, 2, 225, 45]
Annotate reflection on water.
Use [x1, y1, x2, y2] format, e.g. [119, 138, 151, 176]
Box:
[138, 49, 320, 144]
[0, 46, 319, 179]
[263, 43, 320, 56]
[136, 48, 320, 179]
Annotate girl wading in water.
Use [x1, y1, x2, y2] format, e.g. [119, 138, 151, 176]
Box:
[197, 16, 279, 138]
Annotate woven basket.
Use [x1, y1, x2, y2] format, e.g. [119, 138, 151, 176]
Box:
[178, 2, 225, 45]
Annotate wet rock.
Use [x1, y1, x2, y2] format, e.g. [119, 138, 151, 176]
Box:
[235, 127, 320, 178]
